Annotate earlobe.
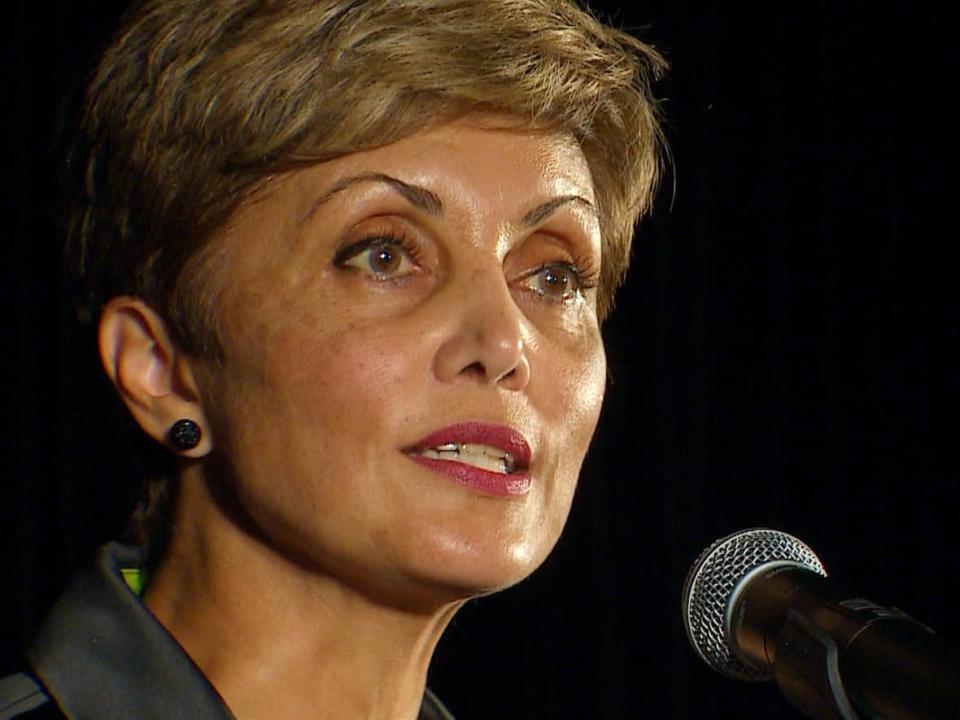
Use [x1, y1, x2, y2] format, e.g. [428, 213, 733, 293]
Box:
[98, 297, 213, 457]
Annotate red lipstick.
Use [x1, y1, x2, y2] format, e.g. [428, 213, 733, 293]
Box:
[405, 421, 532, 497]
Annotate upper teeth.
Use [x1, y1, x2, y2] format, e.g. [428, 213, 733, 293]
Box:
[418, 443, 517, 474]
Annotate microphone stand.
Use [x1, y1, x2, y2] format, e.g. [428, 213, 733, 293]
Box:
[732, 568, 960, 720]
[772, 608, 861, 720]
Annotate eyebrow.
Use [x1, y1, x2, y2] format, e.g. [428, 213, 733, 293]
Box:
[300, 172, 443, 225]
[300, 172, 596, 227]
[521, 195, 598, 227]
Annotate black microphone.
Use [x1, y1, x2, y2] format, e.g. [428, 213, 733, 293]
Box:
[682, 528, 960, 720]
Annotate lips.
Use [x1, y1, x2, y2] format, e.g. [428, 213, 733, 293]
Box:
[404, 421, 533, 497]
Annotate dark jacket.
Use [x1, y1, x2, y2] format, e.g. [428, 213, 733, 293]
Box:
[0, 543, 453, 719]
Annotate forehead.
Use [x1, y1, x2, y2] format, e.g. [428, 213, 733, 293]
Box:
[276, 118, 596, 215]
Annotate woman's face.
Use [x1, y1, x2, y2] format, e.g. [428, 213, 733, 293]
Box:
[198, 118, 607, 605]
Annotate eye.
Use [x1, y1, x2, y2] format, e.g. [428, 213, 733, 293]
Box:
[519, 262, 591, 302]
[334, 235, 419, 279]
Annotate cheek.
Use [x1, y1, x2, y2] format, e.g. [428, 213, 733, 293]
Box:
[210, 288, 427, 481]
[537, 335, 606, 517]
[543, 330, 607, 448]
[208, 311, 428, 548]
[261, 316, 419, 428]
[568, 342, 607, 431]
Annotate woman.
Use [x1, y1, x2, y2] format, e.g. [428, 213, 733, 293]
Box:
[3, 1, 664, 717]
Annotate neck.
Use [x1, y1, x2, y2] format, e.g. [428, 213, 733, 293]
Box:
[143, 468, 462, 720]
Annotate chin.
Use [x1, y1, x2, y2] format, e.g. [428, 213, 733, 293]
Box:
[397, 518, 563, 603]
[387, 475, 578, 603]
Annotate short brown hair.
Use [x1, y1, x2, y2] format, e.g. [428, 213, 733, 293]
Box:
[66, 0, 666, 360]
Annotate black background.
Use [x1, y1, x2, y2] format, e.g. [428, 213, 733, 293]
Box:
[2, 2, 956, 718]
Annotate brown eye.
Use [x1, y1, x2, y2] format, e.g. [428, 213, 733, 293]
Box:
[369, 244, 401, 274]
[337, 238, 417, 279]
[528, 263, 581, 301]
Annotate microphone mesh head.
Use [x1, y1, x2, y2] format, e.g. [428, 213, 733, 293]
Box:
[682, 528, 826, 681]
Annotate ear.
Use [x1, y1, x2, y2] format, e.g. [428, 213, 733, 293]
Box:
[98, 296, 213, 458]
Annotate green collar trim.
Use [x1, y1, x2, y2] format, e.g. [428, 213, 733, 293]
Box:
[120, 567, 146, 596]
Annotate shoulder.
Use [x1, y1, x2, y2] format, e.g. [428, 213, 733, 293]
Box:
[21, 543, 234, 719]
[0, 672, 64, 719]
[420, 687, 456, 720]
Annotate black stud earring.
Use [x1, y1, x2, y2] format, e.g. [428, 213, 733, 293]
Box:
[168, 419, 202, 451]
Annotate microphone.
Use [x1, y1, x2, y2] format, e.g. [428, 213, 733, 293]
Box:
[682, 528, 960, 720]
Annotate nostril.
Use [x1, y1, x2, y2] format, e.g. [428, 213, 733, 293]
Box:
[460, 362, 517, 384]
[463, 361, 485, 379]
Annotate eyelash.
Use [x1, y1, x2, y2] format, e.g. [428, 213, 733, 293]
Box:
[334, 228, 600, 302]
[333, 228, 423, 279]
[518, 255, 601, 303]
[564, 255, 601, 292]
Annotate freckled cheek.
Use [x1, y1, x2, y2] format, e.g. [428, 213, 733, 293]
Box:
[257, 322, 422, 428]
[542, 337, 607, 437]
[536, 345, 604, 546]
[550, 349, 604, 512]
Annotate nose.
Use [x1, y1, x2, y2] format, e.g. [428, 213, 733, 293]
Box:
[432, 269, 531, 391]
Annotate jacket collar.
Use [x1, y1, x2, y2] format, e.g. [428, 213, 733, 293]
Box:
[28, 542, 235, 719]
[27, 542, 455, 719]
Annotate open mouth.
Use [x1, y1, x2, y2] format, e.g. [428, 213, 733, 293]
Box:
[403, 421, 533, 496]
[412, 443, 518, 474]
